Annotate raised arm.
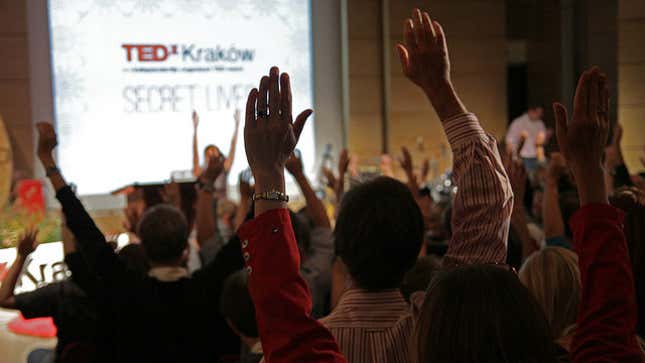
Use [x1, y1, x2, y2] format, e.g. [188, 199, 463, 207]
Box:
[0, 229, 38, 309]
[36, 122, 126, 281]
[195, 155, 224, 247]
[240, 66, 346, 363]
[399, 146, 421, 195]
[286, 152, 331, 228]
[224, 109, 241, 172]
[555, 67, 641, 363]
[397, 9, 512, 266]
[192, 111, 201, 177]
[543, 153, 567, 240]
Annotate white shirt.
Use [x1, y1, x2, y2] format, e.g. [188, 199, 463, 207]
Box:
[506, 113, 546, 158]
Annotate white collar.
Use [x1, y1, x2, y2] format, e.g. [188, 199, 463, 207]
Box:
[148, 266, 189, 282]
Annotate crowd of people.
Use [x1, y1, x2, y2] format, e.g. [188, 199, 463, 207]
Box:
[0, 7, 644, 363]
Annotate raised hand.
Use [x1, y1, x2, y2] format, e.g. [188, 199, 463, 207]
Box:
[162, 180, 182, 208]
[507, 160, 527, 211]
[553, 67, 609, 205]
[338, 149, 350, 178]
[285, 152, 304, 177]
[244, 66, 313, 194]
[200, 155, 225, 184]
[239, 173, 254, 200]
[399, 147, 414, 177]
[234, 109, 241, 128]
[396, 9, 466, 120]
[17, 228, 38, 257]
[420, 158, 430, 182]
[396, 9, 450, 93]
[604, 124, 624, 170]
[546, 152, 568, 183]
[192, 110, 199, 129]
[36, 122, 57, 161]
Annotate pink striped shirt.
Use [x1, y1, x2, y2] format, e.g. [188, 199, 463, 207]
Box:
[320, 289, 412, 363]
[319, 113, 512, 363]
[442, 112, 513, 266]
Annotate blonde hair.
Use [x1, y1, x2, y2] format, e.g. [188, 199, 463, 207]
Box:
[519, 247, 581, 339]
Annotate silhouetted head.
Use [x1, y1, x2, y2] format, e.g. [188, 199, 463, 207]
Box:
[414, 264, 557, 363]
[334, 177, 424, 291]
[137, 204, 189, 266]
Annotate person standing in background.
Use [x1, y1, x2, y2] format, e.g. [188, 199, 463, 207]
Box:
[192, 109, 241, 198]
[506, 106, 546, 172]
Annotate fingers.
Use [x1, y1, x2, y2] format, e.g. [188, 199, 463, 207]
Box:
[422, 12, 436, 40]
[404, 19, 417, 51]
[396, 44, 411, 77]
[413, 9, 426, 45]
[432, 21, 447, 53]
[600, 72, 609, 120]
[553, 102, 569, 153]
[572, 70, 590, 121]
[245, 88, 258, 128]
[268, 66, 281, 117]
[588, 68, 600, 123]
[280, 72, 292, 121]
[257, 76, 270, 119]
[293, 109, 313, 141]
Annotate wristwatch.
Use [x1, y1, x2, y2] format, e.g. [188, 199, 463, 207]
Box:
[252, 190, 289, 202]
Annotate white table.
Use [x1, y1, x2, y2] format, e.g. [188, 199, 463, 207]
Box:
[0, 309, 56, 363]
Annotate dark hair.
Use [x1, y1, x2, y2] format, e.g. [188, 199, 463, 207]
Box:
[203, 144, 222, 157]
[137, 204, 189, 264]
[220, 269, 258, 338]
[400, 255, 441, 302]
[610, 187, 645, 337]
[118, 243, 150, 276]
[290, 210, 311, 257]
[334, 177, 424, 291]
[415, 265, 557, 363]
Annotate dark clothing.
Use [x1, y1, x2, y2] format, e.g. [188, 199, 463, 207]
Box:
[56, 186, 243, 363]
[15, 278, 96, 360]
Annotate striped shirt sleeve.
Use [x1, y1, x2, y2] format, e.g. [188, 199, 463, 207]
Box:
[442, 113, 513, 266]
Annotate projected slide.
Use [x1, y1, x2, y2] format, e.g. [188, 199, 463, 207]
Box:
[48, 0, 314, 195]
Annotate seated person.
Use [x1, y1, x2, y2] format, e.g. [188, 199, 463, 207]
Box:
[220, 270, 263, 363]
[35, 122, 243, 363]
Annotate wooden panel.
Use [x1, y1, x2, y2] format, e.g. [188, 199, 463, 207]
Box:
[618, 20, 645, 63]
[349, 75, 383, 113]
[619, 63, 645, 106]
[0, 1, 27, 34]
[618, 0, 645, 20]
[347, 112, 383, 157]
[0, 35, 29, 79]
[347, 0, 381, 40]
[349, 39, 381, 77]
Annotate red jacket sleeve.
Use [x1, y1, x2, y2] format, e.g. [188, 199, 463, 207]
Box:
[238, 209, 347, 363]
[570, 204, 641, 363]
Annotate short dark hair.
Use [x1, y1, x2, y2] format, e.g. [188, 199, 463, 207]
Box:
[415, 265, 557, 363]
[137, 204, 189, 264]
[220, 270, 258, 338]
[334, 177, 424, 291]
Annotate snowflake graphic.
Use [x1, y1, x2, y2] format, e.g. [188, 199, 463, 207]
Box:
[216, 0, 241, 12]
[252, 0, 281, 16]
[133, 0, 163, 13]
[54, 67, 85, 104]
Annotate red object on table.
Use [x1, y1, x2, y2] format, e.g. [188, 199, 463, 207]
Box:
[16, 179, 45, 214]
[7, 313, 57, 338]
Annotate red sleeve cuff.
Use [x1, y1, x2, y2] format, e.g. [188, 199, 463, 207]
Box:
[238, 208, 292, 242]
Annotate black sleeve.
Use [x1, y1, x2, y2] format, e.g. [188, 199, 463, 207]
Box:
[65, 252, 97, 297]
[56, 186, 129, 284]
[613, 164, 634, 189]
[14, 283, 61, 319]
[192, 236, 244, 300]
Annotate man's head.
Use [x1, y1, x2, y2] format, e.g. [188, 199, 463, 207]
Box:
[204, 145, 222, 160]
[334, 177, 424, 291]
[527, 106, 544, 121]
[137, 204, 189, 266]
[220, 270, 258, 346]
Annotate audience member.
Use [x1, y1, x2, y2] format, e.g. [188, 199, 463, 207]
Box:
[220, 269, 262, 363]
